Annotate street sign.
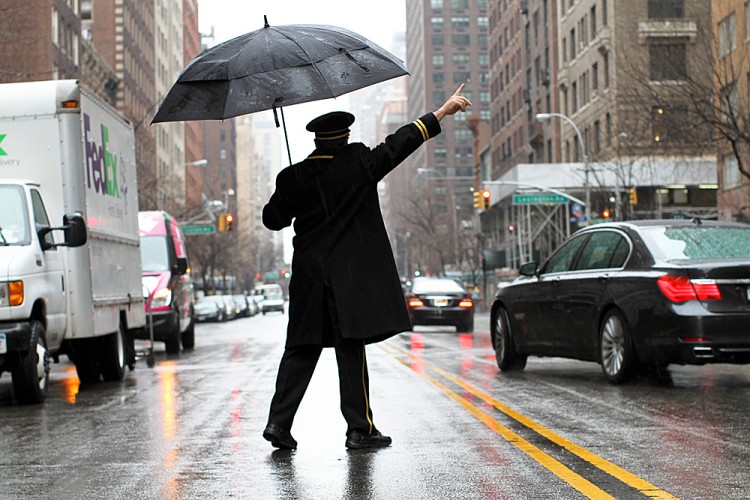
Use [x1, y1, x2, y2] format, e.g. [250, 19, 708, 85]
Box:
[512, 193, 569, 205]
[181, 224, 215, 235]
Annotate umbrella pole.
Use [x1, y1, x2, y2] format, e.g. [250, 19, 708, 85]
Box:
[279, 107, 293, 166]
[272, 98, 293, 165]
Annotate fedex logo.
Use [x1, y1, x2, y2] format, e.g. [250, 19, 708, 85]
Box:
[84, 113, 121, 198]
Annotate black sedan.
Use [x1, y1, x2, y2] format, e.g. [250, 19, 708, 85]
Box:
[407, 277, 475, 332]
[491, 219, 750, 384]
[194, 298, 223, 322]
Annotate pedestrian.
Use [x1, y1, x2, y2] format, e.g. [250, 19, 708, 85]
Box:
[262, 85, 472, 450]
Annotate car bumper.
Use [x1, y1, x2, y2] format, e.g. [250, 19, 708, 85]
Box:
[409, 307, 473, 326]
[195, 312, 219, 322]
[132, 309, 178, 341]
[636, 304, 750, 365]
[0, 321, 32, 369]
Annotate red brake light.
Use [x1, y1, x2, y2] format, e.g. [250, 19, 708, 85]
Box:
[408, 298, 424, 308]
[657, 275, 721, 303]
[458, 299, 473, 308]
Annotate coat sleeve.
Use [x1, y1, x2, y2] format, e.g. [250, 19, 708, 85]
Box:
[365, 112, 442, 182]
[262, 189, 292, 231]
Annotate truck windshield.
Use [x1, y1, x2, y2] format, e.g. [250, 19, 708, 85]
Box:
[0, 185, 31, 246]
[139, 235, 170, 272]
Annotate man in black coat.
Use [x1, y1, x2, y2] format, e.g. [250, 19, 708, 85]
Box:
[262, 85, 471, 450]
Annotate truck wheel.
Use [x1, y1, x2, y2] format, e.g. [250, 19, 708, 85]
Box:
[181, 312, 195, 350]
[12, 320, 49, 405]
[101, 322, 127, 381]
[71, 339, 101, 384]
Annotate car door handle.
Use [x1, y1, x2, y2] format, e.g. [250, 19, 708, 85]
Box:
[598, 274, 609, 282]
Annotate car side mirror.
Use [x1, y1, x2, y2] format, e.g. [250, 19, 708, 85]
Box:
[173, 257, 189, 275]
[519, 261, 538, 277]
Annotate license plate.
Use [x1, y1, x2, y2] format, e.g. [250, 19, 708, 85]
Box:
[434, 299, 449, 307]
[0, 333, 6, 354]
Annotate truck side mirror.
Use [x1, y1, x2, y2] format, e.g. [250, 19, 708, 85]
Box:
[62, 212, 87, 248]
[174, 257, 189, 275]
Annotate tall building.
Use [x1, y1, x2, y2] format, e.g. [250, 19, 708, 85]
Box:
[403, 0, 491, 276]
[88, 0, 158, 209]
[712, 0, 750, 221]
[479, 0, 719, 271]
[183, 0, 204, 213]
[153, 0, 185, 213]
[0, 0, 81, 83]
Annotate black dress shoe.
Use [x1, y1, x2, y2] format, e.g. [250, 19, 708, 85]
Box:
[263, 424, 297, 450]
[345, 429, 392, 449]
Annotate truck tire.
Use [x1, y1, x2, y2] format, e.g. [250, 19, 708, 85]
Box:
[11, 320, 49, 405]
[101, 322, 127, 381]
[181, 312, 195, 350]
[72, 339, 101, 384]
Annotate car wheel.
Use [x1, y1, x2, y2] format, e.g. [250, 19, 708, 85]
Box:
[599, 310, 635, 384]
[100, 322, 127, 382]
[11, 320, 49, 404]
[164, 311, 181, 354]
[71, 338, 101, 384]
[493, 307, 527, 371]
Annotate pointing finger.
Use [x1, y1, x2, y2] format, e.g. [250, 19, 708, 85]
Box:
[453, 83, 465, 96]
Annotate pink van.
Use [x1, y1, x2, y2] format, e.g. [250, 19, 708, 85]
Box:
[136, 211, 195, 353]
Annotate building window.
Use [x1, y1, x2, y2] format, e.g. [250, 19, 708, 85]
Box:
[477, 16, 489, 29]
[453, 54, 471, 65]
[451, 0, 468, 8]
[452, 34, 470, 46]
[432, 34, 444, 46]
[590, 5, 597, 38]
[723, 153, 741, 189]
[431, 0, 443, 9]
[432, 54, 445, 67]
[649, 44, 687, 81]
[454, 71, 471, 84]
[648, 0, 684, 19]
[746, 2, 750, 42]
[431, 17, 444, 30]
[592, 62, 599, 90]
[451, 16, 470, 28]
[433, 72, 445, 85]
[718, 13, 737, 58]
[455, 129, 472, 141]
[434, 148, 447, 160]
[603, 52, 610, 88]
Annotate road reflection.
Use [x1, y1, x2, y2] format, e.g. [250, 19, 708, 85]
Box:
[157, 360, 180, 499]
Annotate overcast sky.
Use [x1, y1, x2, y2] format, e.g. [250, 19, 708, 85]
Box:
[197, 1, 408, 161]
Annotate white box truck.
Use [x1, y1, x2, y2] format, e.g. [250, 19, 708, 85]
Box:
[0, 79, 146, 403]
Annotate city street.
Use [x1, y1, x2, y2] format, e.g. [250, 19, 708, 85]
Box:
[1, 309, 749, 499]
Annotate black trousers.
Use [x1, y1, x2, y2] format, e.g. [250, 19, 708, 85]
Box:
[267, 289, 375, 435]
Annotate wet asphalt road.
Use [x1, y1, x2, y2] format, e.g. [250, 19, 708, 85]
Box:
[1, 309, 749, 499]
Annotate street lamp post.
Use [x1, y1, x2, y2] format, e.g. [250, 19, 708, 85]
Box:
[417, 168, 459, 270]
[535, 113, 591, 224]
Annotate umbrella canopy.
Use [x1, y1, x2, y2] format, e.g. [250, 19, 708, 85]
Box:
[152, 17, 408, 124]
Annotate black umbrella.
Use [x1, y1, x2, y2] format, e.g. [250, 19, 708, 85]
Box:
[152, 16, 408, 163]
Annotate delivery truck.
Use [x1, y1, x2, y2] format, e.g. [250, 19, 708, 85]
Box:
[0, 79, 146, 404]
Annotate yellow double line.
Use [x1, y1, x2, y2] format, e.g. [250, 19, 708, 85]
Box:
[380, 342, 678, 500]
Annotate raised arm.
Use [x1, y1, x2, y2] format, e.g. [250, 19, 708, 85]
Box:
[433, 84, 472, 122]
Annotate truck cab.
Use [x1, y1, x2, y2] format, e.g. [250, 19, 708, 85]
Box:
[0, 181, 86, 404]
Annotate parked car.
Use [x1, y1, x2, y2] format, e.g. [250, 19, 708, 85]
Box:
[200, 295, 236, 321]
[254, 284, 286, 314]
[491, 219, 750, 384]
[194, 298, 223, 322]
[247, 295, 260, 316]
[406, 277, 475, 332]
[232, 294, 252, 317]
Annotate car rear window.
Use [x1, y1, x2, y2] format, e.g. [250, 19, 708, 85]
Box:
[411, 279, 464, 293]
[640, 226, 750, 260]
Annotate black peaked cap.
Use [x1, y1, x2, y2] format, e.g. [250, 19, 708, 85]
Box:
[306, 111, 355, 140]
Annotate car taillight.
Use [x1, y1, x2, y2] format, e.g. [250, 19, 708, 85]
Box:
[458, 298, 473, 308]
[657, 275, 722, 303]
[408, 297, 424, 308]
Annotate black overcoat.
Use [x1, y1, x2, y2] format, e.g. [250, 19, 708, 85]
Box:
[263, 113, 442, 347]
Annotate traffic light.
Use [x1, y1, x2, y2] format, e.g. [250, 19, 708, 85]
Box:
[601, 209, 611, 219]
[628, 188, 638, 205]
[508, 224, 515, 233]
[482, 189, 491, 209]
[473, 191, 482, 209]
[225, 213, 234, 231]
[218, 213, 227, 232]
